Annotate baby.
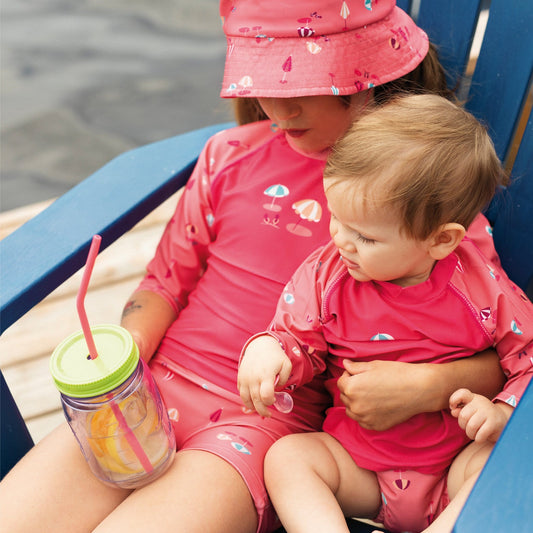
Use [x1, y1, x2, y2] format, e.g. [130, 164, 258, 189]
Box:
[238, 94, 533, 533]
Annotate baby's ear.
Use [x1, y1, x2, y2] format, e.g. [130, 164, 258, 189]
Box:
[428, 223, 466, 260]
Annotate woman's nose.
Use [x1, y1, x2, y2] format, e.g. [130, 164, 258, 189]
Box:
[270, 98, 301, 121]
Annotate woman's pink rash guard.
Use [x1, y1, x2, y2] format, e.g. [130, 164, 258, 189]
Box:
[260, 238, 533, 474]
[136, 120, 501, 432]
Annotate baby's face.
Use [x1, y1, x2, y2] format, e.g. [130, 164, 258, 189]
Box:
[326, 180, 436, 288]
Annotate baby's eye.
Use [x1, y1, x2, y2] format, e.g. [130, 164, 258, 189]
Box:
[356, 233, 376, 245]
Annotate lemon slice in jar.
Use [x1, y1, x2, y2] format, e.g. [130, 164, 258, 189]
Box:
[88, 402, 143, 475]
[88, 396, 164, 475]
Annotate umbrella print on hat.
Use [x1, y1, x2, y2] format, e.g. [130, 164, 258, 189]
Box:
[286, 199, 322, 237]
[329, 73, 339, 95]
[238, 75, 253, 95]
[340, 2, 350, 30]
[263, 184, 290, 212]
[280, 56, 292, 84]
[297, 18, 315, 38]
[306, 41, 322, 54]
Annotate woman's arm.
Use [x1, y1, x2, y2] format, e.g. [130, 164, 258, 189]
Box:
[338, 349, 505, 431]
[121, 290, 178, 363]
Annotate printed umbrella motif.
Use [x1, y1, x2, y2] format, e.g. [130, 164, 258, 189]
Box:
[329, 73, 339, 95]
[286, 199, 322, 237]
[306, 41, 322, 54]
[280, 56, 292, 84]
[297, 18, 315, 38]
[263, 184, 290, 212]
[340, 1, 350, 29]
[210, 408, 223, 423]
[480, 307, 492, 321]
[238, 75, 253, 95]
[167, 408, 179, 422]
[394, 470, 411, 490]
[371, 333, 394, 341]
[231, 442, 251, 455]
[511, 319, 523, 335]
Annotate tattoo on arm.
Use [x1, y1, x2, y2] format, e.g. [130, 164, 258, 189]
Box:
[122, 299, 142, 319]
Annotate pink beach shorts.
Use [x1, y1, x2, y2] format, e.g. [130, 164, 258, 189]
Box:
[374, 468, 450, 532]
[150, 353, 300, 533]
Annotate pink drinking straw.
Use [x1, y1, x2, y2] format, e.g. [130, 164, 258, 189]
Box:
[76, 235, 102, 360]
[76, 234, 154, 473]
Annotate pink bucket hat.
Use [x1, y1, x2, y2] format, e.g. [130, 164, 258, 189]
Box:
[220, 0, 429, 98]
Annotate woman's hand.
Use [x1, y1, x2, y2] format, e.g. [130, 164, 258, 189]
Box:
[338, 350, 505, 432]
[238, 335, 292, 418]
[337, 359, 429, 431]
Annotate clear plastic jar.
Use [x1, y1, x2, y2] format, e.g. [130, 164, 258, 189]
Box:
[50, 324, 175, 489]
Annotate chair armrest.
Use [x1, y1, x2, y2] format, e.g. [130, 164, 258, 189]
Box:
[453, 379, 533, 532]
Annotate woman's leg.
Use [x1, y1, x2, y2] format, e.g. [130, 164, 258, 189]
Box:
[264, 432, 381, 533]
[94, 449, 258, 533]
[1, 425, 259, 533]
[0, 422, 131, 533]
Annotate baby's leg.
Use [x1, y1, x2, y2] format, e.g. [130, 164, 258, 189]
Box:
[0, 422, 131, 533]
[265, 432, 381, 533]
[422, 441, 494, 533]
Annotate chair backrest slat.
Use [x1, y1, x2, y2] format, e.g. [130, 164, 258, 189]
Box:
[466, 0, 533, 161]
[417, 0, 484, 88]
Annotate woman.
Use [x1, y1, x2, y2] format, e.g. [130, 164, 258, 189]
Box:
[0, 2, 504, 532]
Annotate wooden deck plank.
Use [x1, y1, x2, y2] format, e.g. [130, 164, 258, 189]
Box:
[26, 411, 66, 444]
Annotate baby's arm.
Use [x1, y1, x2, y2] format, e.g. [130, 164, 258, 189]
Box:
[238, 335, 293, 417]
[238, 246, 332, 416]
[450, 388, 514, 443]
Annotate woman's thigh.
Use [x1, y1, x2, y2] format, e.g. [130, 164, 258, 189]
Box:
[0, 422, 131, 533]
[95, 449, 258, 533]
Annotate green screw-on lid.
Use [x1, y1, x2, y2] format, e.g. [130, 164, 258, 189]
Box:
[50, 324, 139, 398]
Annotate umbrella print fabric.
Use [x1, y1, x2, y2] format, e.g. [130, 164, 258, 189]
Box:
[264, 184, 289, 211]
[340, 2, 350, 29]
[292, 199, 322, 221]
[286, 199, 322, 237]
[280, 56, 292, 84]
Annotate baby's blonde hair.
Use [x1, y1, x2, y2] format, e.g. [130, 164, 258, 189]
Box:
[324, 94, 508, 240]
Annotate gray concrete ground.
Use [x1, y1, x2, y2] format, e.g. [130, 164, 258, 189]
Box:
[1, 0, 232, 211]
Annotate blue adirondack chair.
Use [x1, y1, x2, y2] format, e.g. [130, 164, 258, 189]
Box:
[1, 1, 532, 531]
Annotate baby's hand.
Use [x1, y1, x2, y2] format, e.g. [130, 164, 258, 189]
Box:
[450, 388, 513, 443]
[238, 335, 292, 417]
